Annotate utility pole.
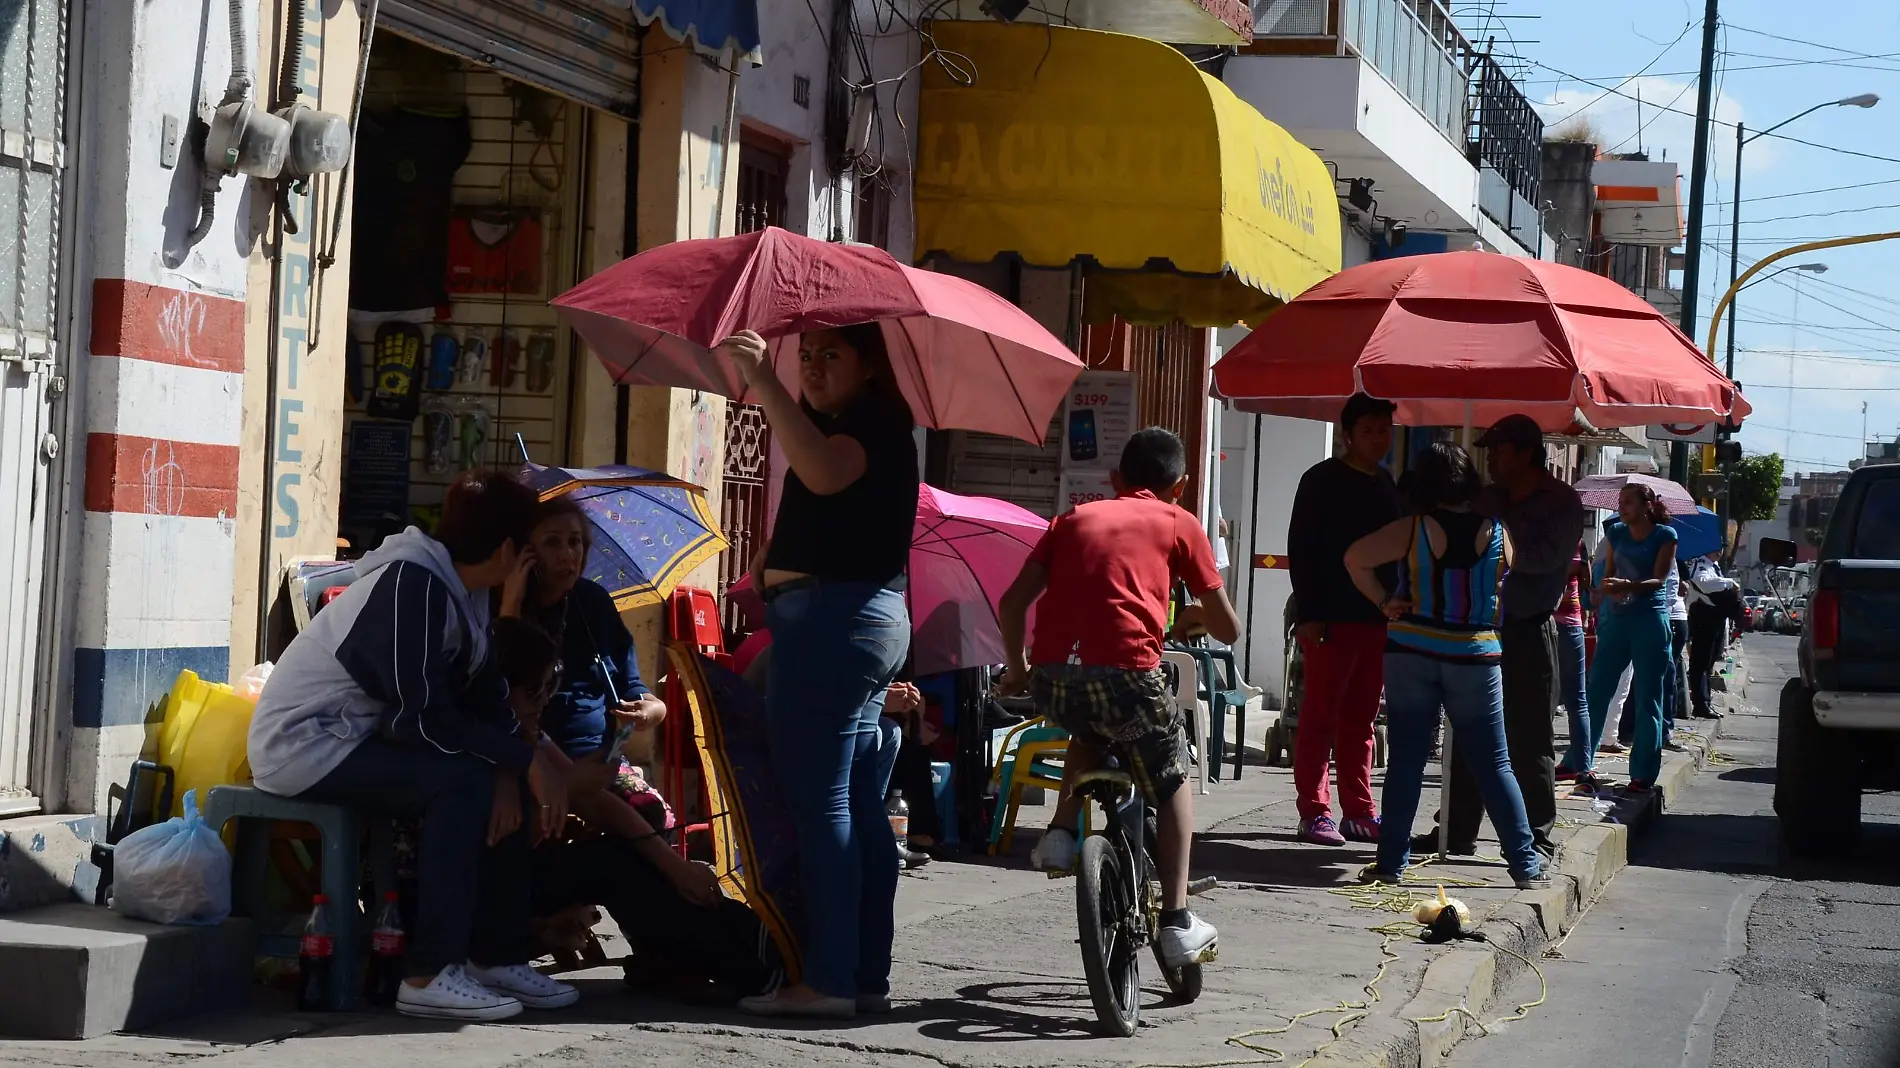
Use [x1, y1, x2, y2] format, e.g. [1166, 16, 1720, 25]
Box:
[1674, 0, 1722, 485]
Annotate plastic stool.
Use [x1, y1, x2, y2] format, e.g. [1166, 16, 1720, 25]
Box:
[202, 785, 365, 1010]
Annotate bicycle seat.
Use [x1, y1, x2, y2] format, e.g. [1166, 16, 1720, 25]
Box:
[1074, 768, 1134, 791]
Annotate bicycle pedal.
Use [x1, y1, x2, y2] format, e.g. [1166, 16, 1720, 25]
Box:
[1044, 867, 1075, 880]
[1197, 943, 1219, 964]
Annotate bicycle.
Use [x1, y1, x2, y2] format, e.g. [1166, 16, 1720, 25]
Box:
[1070, 764, 1208, 1036]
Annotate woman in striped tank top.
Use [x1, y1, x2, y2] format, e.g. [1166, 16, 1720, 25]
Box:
[1344, 443, 1549, 889]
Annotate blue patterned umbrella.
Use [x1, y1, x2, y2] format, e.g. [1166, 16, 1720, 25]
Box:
[520, 463, 728, 610]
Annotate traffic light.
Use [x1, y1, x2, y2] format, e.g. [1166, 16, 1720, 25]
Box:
[1714, 439, 1743, 465]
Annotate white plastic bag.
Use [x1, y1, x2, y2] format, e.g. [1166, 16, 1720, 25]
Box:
[234, 661, 273, 701]
[112, 789, 233, 926]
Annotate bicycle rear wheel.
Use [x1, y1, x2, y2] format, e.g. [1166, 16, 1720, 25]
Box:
[1076, 834, 1141, 1036]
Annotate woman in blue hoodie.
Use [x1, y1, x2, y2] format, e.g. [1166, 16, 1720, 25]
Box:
[247, 470, 575, 1022]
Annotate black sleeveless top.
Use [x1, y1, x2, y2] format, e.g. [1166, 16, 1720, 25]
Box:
[763, 393, 920, 584]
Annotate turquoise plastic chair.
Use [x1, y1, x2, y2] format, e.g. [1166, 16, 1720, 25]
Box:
[986, 718, 1088, 856]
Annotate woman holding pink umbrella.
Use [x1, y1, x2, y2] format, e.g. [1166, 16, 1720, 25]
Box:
[719, 325, 919, 1021]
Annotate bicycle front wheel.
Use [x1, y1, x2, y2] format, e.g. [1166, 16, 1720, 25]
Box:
[1077, 834, 1141, 1036]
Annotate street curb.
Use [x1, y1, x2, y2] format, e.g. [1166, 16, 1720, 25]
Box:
[1309, 649, 1750, 1068]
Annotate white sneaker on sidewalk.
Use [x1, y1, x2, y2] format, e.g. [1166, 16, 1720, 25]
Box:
[396, 964, 524, 1021]
[1029, 827, 1077, 875]
[1155, 913, 1219, 969]
[465, 962, 581, 1010]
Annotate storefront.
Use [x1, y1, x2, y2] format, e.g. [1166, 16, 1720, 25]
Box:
[913, 20, 1341, 521]
[234, 0, 760, 665]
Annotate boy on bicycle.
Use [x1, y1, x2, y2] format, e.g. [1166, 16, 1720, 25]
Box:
[998, 427, 1241, 969]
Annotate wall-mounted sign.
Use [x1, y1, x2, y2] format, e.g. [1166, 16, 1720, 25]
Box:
[1647, 422, 1717, 444]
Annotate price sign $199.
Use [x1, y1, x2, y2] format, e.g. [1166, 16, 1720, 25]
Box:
[1072, 392, 1111, 408]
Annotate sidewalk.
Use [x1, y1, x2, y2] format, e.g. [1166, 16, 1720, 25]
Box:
[0, 657, 1751, 1068]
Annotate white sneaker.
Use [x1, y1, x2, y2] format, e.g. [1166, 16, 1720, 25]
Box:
[396, 964, 524, 1021]
[465, 962, 581, 1010]
[1030, 827, 1077, 875]
[1155, 913, 1219, 969]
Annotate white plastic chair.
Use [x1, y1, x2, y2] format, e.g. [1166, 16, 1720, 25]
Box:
[1160, 650, 1211, 795]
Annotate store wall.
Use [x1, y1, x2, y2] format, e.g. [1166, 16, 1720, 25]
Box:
[618, 35, 743, 696]
[58, 0, 283, 811]
[229, 0, 361, 678]
[740, 0, 921, 257]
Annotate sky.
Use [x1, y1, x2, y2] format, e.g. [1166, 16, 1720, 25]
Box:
[1504, 0, 1900, 475]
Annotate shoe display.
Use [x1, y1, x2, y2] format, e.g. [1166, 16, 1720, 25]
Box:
[396, 964, 524, 1022]
[465, 962, 580, 1010]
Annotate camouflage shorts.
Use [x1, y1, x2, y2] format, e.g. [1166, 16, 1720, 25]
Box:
[1030, 664, 1186, 804]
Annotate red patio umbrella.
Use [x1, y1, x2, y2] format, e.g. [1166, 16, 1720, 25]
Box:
[553, 227, 1085, 444]
[1211, 251, 1752, 431]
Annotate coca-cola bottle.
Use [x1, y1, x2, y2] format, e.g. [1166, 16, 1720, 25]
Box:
[298, 894, 334, 1012]
[366, 892, 405, 1007]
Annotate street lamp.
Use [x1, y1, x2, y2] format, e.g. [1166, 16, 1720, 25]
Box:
[1725, 94, 1880, 381]
[1741, 261, 1829, 292]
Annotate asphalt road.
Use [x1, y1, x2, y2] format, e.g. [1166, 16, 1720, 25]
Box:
[1446, 633, 1900, 1068]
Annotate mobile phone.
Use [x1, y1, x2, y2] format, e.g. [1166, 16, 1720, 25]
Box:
[598, 656, 637, 764]
[1068, 409, 1098, 462]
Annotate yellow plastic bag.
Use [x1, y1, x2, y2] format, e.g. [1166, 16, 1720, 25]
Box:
[155, 670, 257, 818]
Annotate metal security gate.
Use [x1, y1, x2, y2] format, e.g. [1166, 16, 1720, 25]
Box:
[718, 137, 788, 637]
[0, 0, 68, 811]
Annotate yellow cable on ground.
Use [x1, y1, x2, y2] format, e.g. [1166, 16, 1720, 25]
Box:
[1134, 863, 1519, 1068]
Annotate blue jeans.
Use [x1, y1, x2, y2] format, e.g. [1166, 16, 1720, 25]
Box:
[874, 716, 903, 800]
[1588, 608, 1670, 784]
[1378, 652, 1541, 883]
[1555, 620, 1589, 772]
[764, 581, 909, 998]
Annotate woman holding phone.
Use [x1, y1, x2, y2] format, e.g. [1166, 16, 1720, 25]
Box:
[499, 499, 716, 905]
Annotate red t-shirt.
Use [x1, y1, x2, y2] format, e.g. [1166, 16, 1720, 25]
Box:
[1027, 491, 1224, 671]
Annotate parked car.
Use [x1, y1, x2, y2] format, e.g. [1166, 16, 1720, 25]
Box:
[1775, 463, 1900, 856]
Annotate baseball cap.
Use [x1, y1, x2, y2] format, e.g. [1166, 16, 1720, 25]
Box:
[1476, 413, 1543, 449]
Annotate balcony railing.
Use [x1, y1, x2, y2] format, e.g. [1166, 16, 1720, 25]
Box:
[1249, 0, 1545, 227]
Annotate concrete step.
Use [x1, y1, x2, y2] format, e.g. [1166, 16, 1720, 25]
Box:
[0, 813, 102, 912]
[0, 903, 254, 1038]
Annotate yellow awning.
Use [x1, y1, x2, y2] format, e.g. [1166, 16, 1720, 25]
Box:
[915, 21, 1343, 327]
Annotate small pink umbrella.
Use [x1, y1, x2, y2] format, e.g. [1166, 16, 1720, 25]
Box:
[1574, 472, 1699, 517]
[909, 486, 1049, 676]
[726, 486, 1050, 675]
[553, 227, 1085, 445]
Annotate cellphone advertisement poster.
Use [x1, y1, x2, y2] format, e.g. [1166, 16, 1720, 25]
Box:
[1060, 371, 1136, 513]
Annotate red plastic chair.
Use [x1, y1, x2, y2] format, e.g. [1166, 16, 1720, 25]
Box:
[663, 587, 728, 858]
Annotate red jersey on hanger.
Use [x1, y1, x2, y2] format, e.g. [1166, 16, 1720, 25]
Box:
[445, 211, 544, 296]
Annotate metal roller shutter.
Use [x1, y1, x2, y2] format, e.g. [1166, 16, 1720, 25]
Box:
[377, 0, 642, 115]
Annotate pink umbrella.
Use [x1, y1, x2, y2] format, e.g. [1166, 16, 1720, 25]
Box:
[1574, 472, 1699, 517]
[725, 486, 1050, 675]
[553, 227, 1085, 445]
[909, 486, 1049, 675]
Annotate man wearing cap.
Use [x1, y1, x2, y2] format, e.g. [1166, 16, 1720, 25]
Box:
[1286, 393, 1402, 847]
[1419, 414, 1584, 860]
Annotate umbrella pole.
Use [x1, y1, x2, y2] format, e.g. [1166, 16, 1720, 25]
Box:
[515, 432, 531, 464]
[1440, 405, 1473, 860]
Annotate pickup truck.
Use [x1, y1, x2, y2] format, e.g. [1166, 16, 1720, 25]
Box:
[1775, 464, 1900, 856]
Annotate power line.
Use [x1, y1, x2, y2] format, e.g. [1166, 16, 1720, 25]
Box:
[1526, 58, 1900, 166]
[1724, 22, 1900, 62]
[1743, 177, 1900, 206]
[1739, 202, 1900, 226]
[1744, 422, 1866, 441]
[1544, 20, 1699, 129]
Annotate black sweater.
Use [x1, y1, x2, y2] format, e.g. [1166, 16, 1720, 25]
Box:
[1288, 458, 1402, 625]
